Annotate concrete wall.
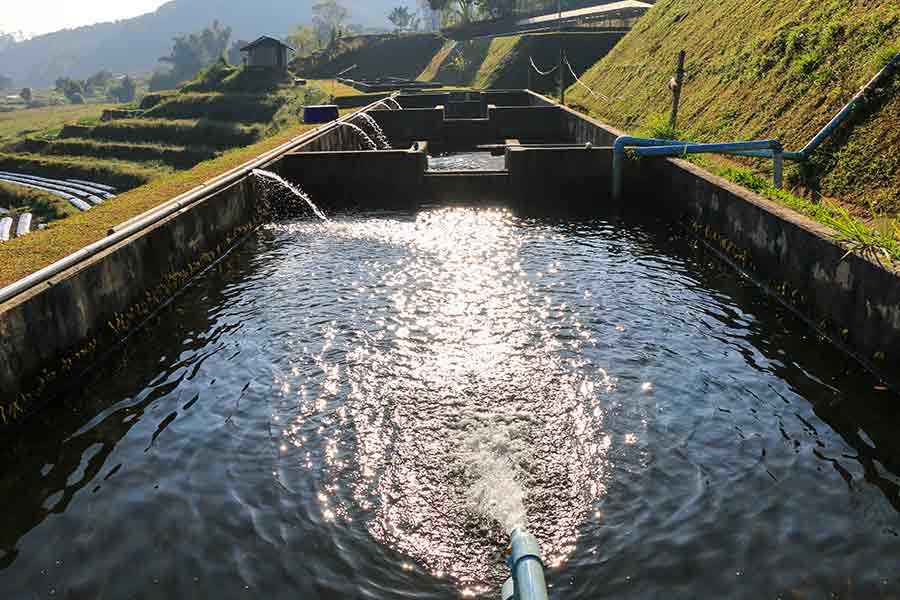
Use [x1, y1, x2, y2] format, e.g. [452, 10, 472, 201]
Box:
[536, 93, 900, 375]
[492, 106, 566, 140]
[277, 150, 427, 209]
[0, 105, 386, 417]
[368, 108, 445, 143]
[0, 179, 257, 401]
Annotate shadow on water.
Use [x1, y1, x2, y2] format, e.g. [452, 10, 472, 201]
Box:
[1, 207, 899, 598]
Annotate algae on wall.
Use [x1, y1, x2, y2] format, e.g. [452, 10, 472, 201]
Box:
[569, 0, 900, 212]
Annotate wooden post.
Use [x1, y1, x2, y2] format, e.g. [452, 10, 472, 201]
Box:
[558, 0, 565, 105]
[669, 50, 686, 132]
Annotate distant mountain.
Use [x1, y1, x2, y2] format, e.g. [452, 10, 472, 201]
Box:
[0, 0, 405, 87]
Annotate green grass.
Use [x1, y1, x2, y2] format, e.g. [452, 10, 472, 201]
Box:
[418, 32, 624, 92]
[28, 138, 217, 168]
[0, 123, 326, 288]
[0, 103, 117, 145]
[296, 33, 445, 81]
[81, 118, 263, 148]
[143, 92, 288, 123]
[569, 0, 900, 215]
[693, 157, 900, 265]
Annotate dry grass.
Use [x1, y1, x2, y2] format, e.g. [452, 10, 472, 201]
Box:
[0, 103, 116, 144]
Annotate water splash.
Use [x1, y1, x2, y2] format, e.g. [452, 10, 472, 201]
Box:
[459, 424, 528, 534]
[336, 122, 378, 151]
[372, 97, 402, 111]
[252, 169, 329, 221]
[351, 113, 392, 150]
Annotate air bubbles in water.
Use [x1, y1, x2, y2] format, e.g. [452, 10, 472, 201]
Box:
[252, 169, 330, 222]
[459, 424, 529, 534]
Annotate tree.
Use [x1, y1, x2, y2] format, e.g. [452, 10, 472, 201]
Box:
[108, 75, 137, 103]
[85, 70, 113, 95]
[0, 74, 12, 90]
[286, 26, 317, 57]
[388, 6, 420, 32]
[312, 0, 349, 46]
[158, 21, 232, 87]
[418, 0, 441, 31]
[477, 0, 516, 18]
[55, 77, 86, 103]
[20, 87, 32, 103]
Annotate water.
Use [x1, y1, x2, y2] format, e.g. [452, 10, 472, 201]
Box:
[428, 152, 507, 172]
[352, 113, 392, 150]
[336, 122, 379, 151]
[2, 207, 900, 599]
[252, 169, 330, 222]
[372, 97, 402, 111]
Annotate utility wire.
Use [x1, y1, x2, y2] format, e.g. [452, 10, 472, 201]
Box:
[564, 54, 614, 102]
[529, 57, 559, 76]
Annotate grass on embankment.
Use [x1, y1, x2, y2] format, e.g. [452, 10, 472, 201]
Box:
[418, 32, 625, 92]
[569, 0, 900, 214]
[74, 118, 264, 149]
[0, 103, 116, 145]
[295, 33, 445, 81]
[143, 92, 289, 123]
[0, 123, 327, 288]
[22, 138, 218, 169]
[0, 181, 79, 221]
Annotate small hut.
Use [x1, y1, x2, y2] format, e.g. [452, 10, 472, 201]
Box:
[240, 36, 295, 71]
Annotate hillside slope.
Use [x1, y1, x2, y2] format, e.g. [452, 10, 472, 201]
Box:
[569, 0, 900, 212]
[295, 34, 445, 80]
[0, 0, 400, 87]
[419, 32, 625, 92]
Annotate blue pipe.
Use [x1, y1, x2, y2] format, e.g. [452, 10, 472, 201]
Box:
[612, 137, 783, 199]
[632, 139, 781, 158]
[502, 529, 549, 600]
[609, 50, 900, 199]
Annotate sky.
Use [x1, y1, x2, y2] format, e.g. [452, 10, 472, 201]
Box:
[1, 0, 169, 37]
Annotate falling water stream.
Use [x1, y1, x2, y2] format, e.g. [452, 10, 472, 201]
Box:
[335, 122, 379, 151]
[352, 113, 392, 150]
[2, 203, 900, 599]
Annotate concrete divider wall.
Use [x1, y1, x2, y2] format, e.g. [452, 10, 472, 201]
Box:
[538, 92, 900, 375]
[0, 179, 257, 400]
[277, 150, 427, 208]
[368, 108, 444, 143]
[492, 107, 566, 140]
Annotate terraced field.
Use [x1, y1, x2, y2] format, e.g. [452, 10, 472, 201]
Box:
[0, 67, 336, 236]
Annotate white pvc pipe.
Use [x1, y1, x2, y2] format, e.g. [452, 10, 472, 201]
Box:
[0, 100, 381, 304]
[0, 217, 12, 242]
[16, 213, 32, 237]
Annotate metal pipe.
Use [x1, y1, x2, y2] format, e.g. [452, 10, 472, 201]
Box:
[612, 135, 686, 200]
[631, 139, 781, 158]
[506, 529, 549, 600]
[0, 100, 382, 305]
[613, 136, 783, 198]
[795, 51, 899, 158]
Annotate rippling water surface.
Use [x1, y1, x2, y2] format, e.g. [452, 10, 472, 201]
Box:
[2, 207, 900, 599]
